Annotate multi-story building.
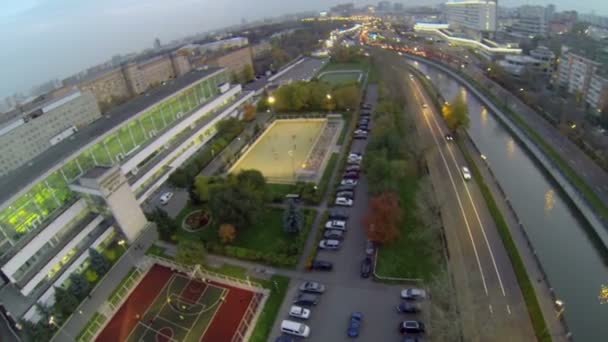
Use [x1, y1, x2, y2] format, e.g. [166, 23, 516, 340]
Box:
[510, 6, 548, 38]
[75, 68, 132, 109]
[497, 47, 555, 78]
[445, 0, 497, 37]
[207, 47, 254, 77]
[0, 90, 101, 177]
[0, 67, 253, 323]
[199, 37, 249, 54]
[557, 47, 608, 112]
[586, 73, 608, 112]
[250, 41, 272, 58]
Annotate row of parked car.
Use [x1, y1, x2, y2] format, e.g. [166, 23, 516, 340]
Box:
[397, 287, 427, 340]
[275, 281, 326, 340]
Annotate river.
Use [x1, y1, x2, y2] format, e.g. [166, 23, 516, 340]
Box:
[409, 60, 608, 341]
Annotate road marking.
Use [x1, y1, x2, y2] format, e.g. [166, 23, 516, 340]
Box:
[489, 304, 494, 315]
[507, 305, 512, 315]
[412, 83, 489, 295]
[412, 80, 507, 297]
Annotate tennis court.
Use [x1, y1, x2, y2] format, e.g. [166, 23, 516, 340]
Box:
[229, 119, 326, 183]
[97, 265, 256, 342]
[318, 70, 363, 85]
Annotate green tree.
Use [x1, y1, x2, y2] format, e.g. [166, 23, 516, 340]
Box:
[194, 176, 211, 202]
[283, 200, 304, 234]
[333, 84, 361, 111]
[175, 239, 206, 266]
[147, 207, 178, 241]
[271, 47, 290, 68]
[442, 94, 470, 132]
[68, 272, 90, 300]
[53, 286, 79, 319]
[20, 319, 55, 342]
[89, 248, 111, 275]
[242, 64, 255, 82]
[209, 184, 258, 229]
[236, 169, 267, 199]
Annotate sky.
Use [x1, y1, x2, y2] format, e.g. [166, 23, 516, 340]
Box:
[0, 0, 607, 99]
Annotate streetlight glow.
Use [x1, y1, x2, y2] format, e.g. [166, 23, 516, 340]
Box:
[267, 96, 275, 105]
[326, 94, 332, 100]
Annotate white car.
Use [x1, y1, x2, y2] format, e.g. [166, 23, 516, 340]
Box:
[340, 179, 358, 186]
[461, 166, 472, 180]
[159, 192, 173, 205]
[319, 239, 341, 250]
[354, 129, 368, 135]
[325, 220, 346, 230]
[400, 288, 427, 300]
[289, 305, 311, 319]
[422, 103, 428, 108]
[348, 153, 363, 160]
[335, 197, 353, 207]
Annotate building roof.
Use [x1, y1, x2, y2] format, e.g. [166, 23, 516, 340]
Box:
[0, 67, 221, 207]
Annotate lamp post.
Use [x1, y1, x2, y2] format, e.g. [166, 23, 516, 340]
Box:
[49, 316, 75, 341]
[267, 96, 275, 115]
[325, 94, 332, 114]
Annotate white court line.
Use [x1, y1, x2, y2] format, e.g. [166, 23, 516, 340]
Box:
[185, 288, 229, 341]
[507, 304, 512, 315]
[135, 321, 179, 342]
[155, 315, 191, 331]
[125, 273, 174, 342]
[410, 80, 489, 295]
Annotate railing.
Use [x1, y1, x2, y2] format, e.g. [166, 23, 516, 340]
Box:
[231, 292, 268, 342]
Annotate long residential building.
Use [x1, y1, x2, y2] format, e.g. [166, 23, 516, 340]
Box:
[557, 47, 608, 112]
[0, 66, 253, 321]
[445, 0, 497, 36]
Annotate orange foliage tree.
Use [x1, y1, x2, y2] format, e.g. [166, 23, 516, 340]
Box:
[363, 192, 402, 244]
[243, 103, 256, 122]
[218, 223, 237, 244]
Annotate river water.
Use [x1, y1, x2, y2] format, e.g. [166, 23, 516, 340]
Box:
[410, 60, 608, 341]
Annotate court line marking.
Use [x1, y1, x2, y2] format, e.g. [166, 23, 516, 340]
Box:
[155, 315, 192, 331]
[136, 321, 179, 342]
[184, 287, 229, 341]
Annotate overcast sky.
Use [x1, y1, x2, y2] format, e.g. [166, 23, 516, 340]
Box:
[1, 0, 606, 99]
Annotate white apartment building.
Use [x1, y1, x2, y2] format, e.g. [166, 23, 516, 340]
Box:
[509, 5, 548, 38]
[445, 0, 497, 35]
[557, 47, 608, 112]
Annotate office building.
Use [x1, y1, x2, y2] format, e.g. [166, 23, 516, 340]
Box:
[445, 0, 497, 37]
[0, 67, 253, 322]
[0, 90, 101, 177]
[510, 6, 548, 38]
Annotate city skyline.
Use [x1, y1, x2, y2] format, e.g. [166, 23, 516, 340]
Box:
[1, 0, 607, 100]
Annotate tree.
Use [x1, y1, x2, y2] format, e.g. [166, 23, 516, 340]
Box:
[363, 192, 402, 244]
[89, 248, 111, 275]
[283, 200, 304, 234]
[242, 64, 255, 82]
[147, 207, 178, 241]
[209, 184, 258, 229]
[218, 224, 237, 243]
[333, 84, 361, 111]
[68, 272, 90, 300]
[427, 270, 462, 341]
[53, 286, 79, 319]
[20, 319, 54, 342]
[194, 176, 211, 202]
[442, 94, 470, 132]
[175, 239, 206, 266]
[271, 47, 290, 69]
[236, 169, 267, 199]
[243, 103, 257, 122]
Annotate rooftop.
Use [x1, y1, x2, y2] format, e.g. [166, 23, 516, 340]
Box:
[0, 67, 221, 207]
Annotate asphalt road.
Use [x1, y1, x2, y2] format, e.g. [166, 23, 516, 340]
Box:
[403, 67, 535, 341]
[270, 85, 422, 341]
[271, 57, 328, 85]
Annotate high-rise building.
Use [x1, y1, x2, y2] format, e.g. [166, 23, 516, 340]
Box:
[0, 67, 253, 322]
[445, 0, 497, 36]
[557, 47, 608, 112]
[510, 6, 548, 38]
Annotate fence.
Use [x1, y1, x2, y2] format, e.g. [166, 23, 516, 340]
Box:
[231, 292, 267, 342]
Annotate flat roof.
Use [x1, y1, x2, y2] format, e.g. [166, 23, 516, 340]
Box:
[0, 67, 221, 207]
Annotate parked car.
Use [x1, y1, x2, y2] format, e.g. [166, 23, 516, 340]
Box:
[336, 191, 354, 199]
[365, 240, 375, 256]
[319, 239, 341, 250]
[360, 257, 372, 278]
[325, 220, 346, 230]
[293, 293, 319, 306]
[461, 166, 472, 180]
[402, 336, 424, 342]
[357, 125, 369, 131]
[345, 165, 361, 172]
[347, 312, 364, 338]
[349, 152, 363, 159]
[299, 281, 325, 294]
[397, 302, 422, 313]
[159, 192, 173, 205]
[353, 134, 368, 140]
[400, 288, 427, 300]
[335, 197, 353, 207]
[329, 212, 349, 220]
[324, 229, 345, 240]
[289, 305, 311, 319]
[281, 320, 311, 338]
[399, 320, 425, 334]
[343, 172, 360, 180]
[444, 133, 454, 141]
[362, 104, 372, 110]
[311, 260, 333, 271]
[347, 159, 362, 165]
[354, 129, 368, 135]
[340, 179, 358, 186]
[422, 103, 428, 108]
[274, 336, 294, 342]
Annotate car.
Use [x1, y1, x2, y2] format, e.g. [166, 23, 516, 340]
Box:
[335, 196, 353, 207]
[353, 134, 368, 140]
[359, 119, 370, 124]
[329, 212, 349, 220]
[274, 336, 295, 342]
[399, 320, 425, 334]
[340, 179, 358, 186]
[347, 312, 364, 338]
[360, 257, 372, 278]
[336, 191, 354, 199]
[400, 288, 427, 300]
[343, 173, 359, 180]
[347, 159, 362, 165]
[345, 165, 361, 172]
[397, 302, 422, 313]
[357, 125, 369, 131]
[401, 336, 424, 342]
[349, 152, 363, 158]
[461, 166, 472, 180]
[362, 104, 372, 109]
[365, 240, 375, 256]
[299, 281, 326, 294]
[293, 293, 319, 306]
[289, 305, 311, 319]
[354, 129, 368, 135]
[319, 239, 341, 250]
[281, 320, 311, 338]
[360, 112, 371, 118]
[444, 133, 454, 141]
[324, 229, 345, 240]
[311, 260, 333, 271]
[159, 192, 173, 205]
[422, 103, 428, 108]
[325, 220, 346, 229]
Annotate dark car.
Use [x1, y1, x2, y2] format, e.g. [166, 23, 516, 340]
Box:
[293, 293, 319, 306]
[345, 165, 361, 172]
[343, 172, 360, 180]
[360, 257, 372, 278]
[402, 336, 424, 342]
[329, 212, 349, 220]
[275, 336, 295, 342]
[353, 134, 368, 140]
[362, 104, 372, 110]
[397, 302, 422, 313]
[311, 260, 333, 271]
[336, 191, 354, 199]
[399, 320, 425, 334]
[324, 229, 345, 240]
[347, 312, 364, 338]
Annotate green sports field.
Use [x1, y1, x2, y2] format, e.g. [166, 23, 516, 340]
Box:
[318, 71, 363, 85]
[229, 119, 326, 183]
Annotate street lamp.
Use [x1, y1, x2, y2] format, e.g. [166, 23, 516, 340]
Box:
[267, 96, 275, 105]
[49, 316, 75, 341]
[326, 94, 332, 100]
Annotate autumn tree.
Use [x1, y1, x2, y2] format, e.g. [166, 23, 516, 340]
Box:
[242, 64, 255, 82]
[363, 192, 402, 244]
[442, 94, 470, 133]
[218, 224, 237, 244]
[243, 103, 257, 122]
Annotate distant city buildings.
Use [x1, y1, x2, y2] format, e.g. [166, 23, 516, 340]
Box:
[557, 47, 608, 112]
[497, 46, 556, 78]
[445, 0, 497, 38]
[509, 5, 549, 38]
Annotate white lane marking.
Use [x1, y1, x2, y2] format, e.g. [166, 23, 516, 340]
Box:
[412, 83, 489, 295]
[413, 80, 507, 297]
[507, 305, 512, 315]
[489, 304, 494, 315]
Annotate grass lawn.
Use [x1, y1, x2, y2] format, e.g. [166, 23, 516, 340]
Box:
[321, 61, 368, 72]
[267, 183, 297, 201]
[319, 72, 362, 85]
[249, 275, 290, 342]
[231, 208, 288, 253]
[77, 312, 107, 342]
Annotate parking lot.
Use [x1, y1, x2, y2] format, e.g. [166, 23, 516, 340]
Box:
[270, 85, 429, 341]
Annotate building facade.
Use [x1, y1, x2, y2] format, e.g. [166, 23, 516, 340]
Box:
[557, 48, 608, 112]
[0, 91, 101, 177]
[208, 47, 254, 77]
[0, 67, 253, 322]
[445, 0, 497, 36]
[250, 41, 272, 58]
[510, 6, 548, 38]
